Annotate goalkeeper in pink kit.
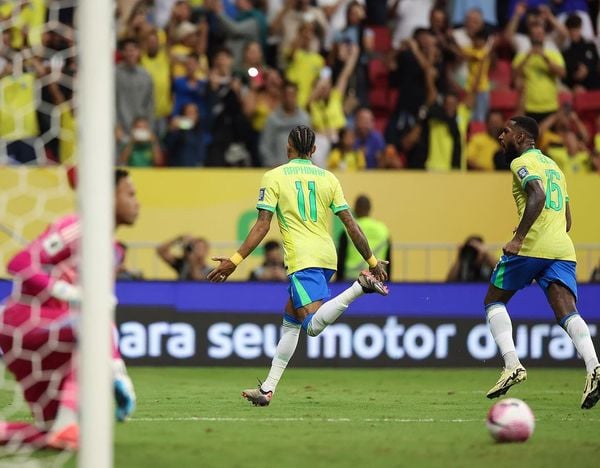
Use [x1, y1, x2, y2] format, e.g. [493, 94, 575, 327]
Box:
[0, 168, 139, 450]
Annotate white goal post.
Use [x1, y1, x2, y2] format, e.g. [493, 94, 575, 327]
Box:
[77, 0, 115, 467]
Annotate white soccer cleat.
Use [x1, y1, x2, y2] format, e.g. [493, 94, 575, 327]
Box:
[581, 366, 600, 410]
[358, 270, 389, 296]
[487, 365, 527, 399]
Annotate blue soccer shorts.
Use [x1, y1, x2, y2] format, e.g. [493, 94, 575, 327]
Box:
[288, 268, 336, 309]
[490, 254, 578, 300]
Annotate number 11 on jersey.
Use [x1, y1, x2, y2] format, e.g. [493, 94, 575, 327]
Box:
[295, 180, 317, 222]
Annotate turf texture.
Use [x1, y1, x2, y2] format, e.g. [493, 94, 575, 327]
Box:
[1, 367, 599, 467]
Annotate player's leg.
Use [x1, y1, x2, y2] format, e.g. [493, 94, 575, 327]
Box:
[28, 318, 79, 449]
[0, 421, 48, 447]
[538, 262, 600, 409]
[241, 268, 387, 405]
[484, 255, 536, 398]
[302, 269, 387, 337]
[0, 304, 77, 448]
[485, 285, 520, 370]
[484, 284, 527, 398]
[46, 368, 79, 451]
[242, 299, 303, 406]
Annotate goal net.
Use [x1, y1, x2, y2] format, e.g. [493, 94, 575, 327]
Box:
[0, 1, 114, 465]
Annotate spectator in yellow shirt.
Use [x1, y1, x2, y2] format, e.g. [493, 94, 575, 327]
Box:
[327, 127, 366, 171]
[285, 21, 325, 108]
[539, 106, 592, 174]
[308, 43, 360, 167]
[426, 92, 471, 171]
[170, 20, 209, 79]
[141, 29, 173, 138]
[461, 29, 493, 122]
[466, 111, 503, 171]
[513, 20, 566, 122]
[593, 114, 600, 172]
[0, 63, 39, 163]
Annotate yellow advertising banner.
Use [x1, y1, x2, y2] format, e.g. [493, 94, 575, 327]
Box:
[1, 167, 599, 281]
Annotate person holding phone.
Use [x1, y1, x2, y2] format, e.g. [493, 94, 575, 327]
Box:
[512, 18, 566, 123]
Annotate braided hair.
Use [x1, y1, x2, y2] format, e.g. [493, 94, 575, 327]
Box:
[288, 125, 315, 158]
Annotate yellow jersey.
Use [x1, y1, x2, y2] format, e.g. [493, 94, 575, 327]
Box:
[426, 103, 471, 171]
[510, 148, 575, 261]
[309, 88, 346, 133]
[327, 148, 366, 171]
[463, 46, 490, 92]
[512, 50, 564, 113]
[466, 131, 499, 170]
[285, 49, 325, 108]
[0, 73, 39, 140]
[141, 49, 173, 118]
[256, 158, 349, 274]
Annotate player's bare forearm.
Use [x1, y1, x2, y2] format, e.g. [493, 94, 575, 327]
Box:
[338, 210, 373, 261]
[208, 210, 272, 283]
[515, 181, 545, 240]
[504, 180, 545, 256]
[566, 201, 572, 232]
[237, 209, 273, 258]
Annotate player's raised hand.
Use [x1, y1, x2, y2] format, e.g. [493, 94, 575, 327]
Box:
[208, 257, 237, 282]
[369, 260, 389, 282]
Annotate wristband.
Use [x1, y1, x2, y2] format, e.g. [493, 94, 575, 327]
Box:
[367, 255, 378, 268]
[230, 252, 244, 266]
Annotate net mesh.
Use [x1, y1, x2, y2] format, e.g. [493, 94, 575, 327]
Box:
[0, 1, 78, 462]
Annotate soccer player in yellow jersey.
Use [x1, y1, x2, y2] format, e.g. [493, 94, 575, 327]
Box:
[208, 126, 389, 406]
[485, 116, 600, 409]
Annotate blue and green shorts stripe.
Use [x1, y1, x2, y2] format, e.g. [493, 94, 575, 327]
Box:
[490, 254, 577, 300]
[288, 268, 336, 309]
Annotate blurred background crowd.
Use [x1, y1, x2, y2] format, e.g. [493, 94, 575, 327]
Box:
[2, 0, 600, 174]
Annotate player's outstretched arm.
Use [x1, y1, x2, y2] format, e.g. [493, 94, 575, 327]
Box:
[208, 209, 273, 282]
[504, 179, 545, 255]
[7, 218, 80, 300]
[337, 209, 388, 281]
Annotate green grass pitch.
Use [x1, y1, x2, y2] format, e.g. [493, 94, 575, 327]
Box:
[2, 367, 600, 467]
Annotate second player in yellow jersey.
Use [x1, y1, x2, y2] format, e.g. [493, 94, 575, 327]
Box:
[483, 116, 600, 410]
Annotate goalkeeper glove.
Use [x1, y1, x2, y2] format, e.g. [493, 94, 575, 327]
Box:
[113, 358, 136, 422]
[50, 280, 82, 304]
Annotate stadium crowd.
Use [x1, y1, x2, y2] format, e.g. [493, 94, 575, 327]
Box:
[1, 0, 600, 173]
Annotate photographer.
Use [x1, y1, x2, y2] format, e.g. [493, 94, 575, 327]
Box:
[156, 235, 213, 281]
[447, 235, 496, 282]
[249, 240, 287, 281]
[118, 117, 163, 167]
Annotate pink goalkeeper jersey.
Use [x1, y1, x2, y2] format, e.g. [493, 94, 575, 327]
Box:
[6, 214, 124, 307]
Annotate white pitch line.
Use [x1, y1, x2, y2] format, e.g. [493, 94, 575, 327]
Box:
[130, 417, 482, 423]
[130, 416, 600, 423]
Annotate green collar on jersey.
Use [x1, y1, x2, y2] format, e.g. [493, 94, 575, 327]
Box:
[288, 158, 313, 165]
